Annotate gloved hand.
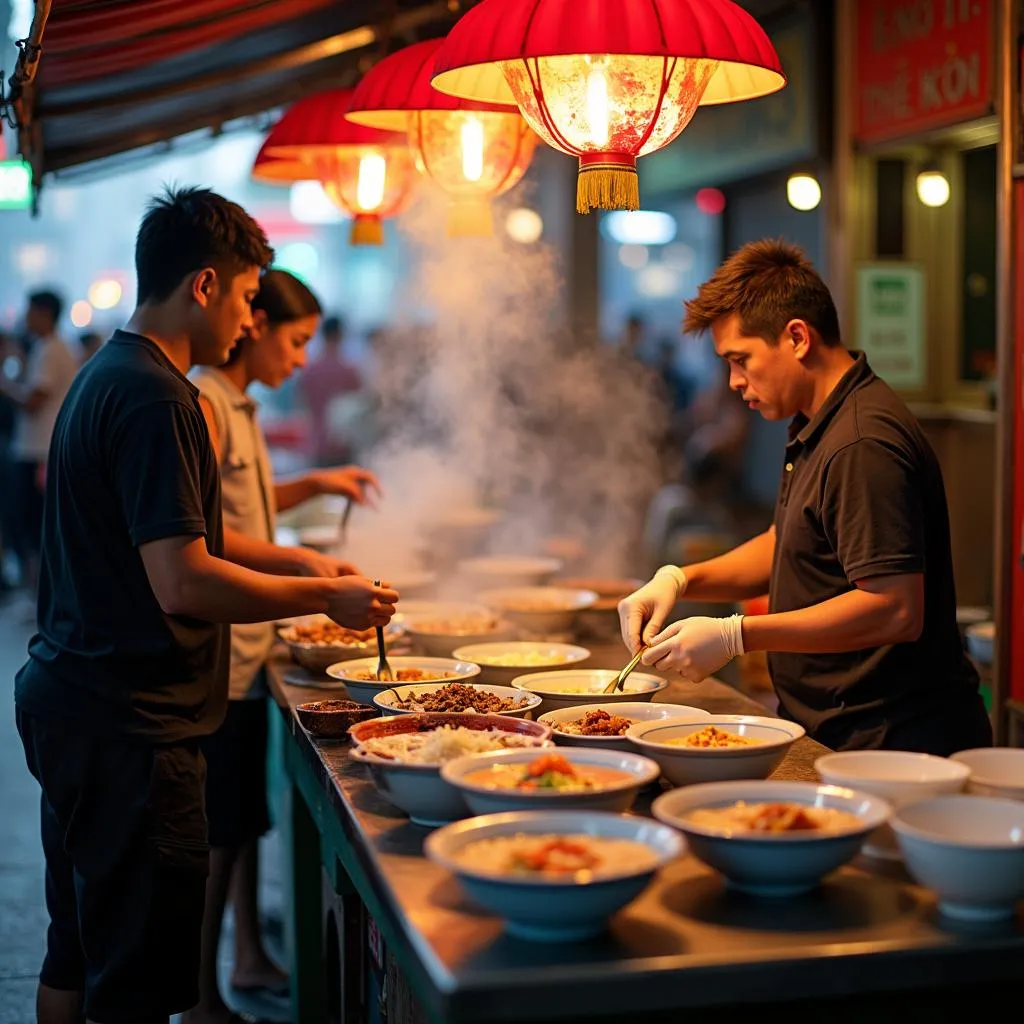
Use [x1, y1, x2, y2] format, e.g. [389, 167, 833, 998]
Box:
[618, 566, 687, 653]
[641, 614, 745, 682]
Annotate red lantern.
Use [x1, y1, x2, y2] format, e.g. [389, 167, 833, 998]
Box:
[432, 0, 785, 214]
[266, 88, 417, 245]
[251, 138, 310, 185]
[347, 39, 538, 237]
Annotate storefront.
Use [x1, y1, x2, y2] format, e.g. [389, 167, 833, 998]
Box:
[836, 0, 1010, 731]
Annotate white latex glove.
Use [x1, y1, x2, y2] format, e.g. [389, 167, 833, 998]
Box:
[617, 566, 687, 653]
[641, 615, 745, 682]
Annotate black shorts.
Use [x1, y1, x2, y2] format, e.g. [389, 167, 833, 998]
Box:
[17, 709, 209, 1023]
[201, 697, 271, 849]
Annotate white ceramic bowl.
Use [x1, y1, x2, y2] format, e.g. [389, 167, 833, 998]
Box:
[440, 747, 661, 815]
[627, 716, 805, 787]
[815, 750, 970, 860]
[372, 682, 542, 719]
[279, 616, 406, 673]
[475, 586, 598, 635]
[555, 576, 645, 639]
[326, 656, 481, 706]
[458, 555, 563, 590]
[951, 748, 1024, 801]
[380, 569, 438, 598]
[510, 669, 669, 717]
[403, 603, 516, 657]
[424, 810, 683, 941]
[452, 641, 591, 686]
[653, 780, 890, 897]
[348, 713, 553, 827]
[891, 794, 1024, 921]
[540, 701, 710, 751]
[965, 621, 995, 665]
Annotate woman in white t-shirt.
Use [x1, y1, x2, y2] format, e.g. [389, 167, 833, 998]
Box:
[191, 271, 379, 1023]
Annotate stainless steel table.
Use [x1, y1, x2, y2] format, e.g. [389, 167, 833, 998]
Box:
[267, 643, 1024, 1024]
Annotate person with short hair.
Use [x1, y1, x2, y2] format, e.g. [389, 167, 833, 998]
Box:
[619, 239, 990, 756]
[15, 186, 398, 1024]
[188, 270, 380, 1023]
[0, 289, 78, 590]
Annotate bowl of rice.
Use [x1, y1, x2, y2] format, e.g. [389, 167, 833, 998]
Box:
[373, 681, 543, 719]
[451, 641, 591, 686]
[279, 615, 406, 673]
[348, 713, 553, 826]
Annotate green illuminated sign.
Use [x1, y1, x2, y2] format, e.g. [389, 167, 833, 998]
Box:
[0, 160, 32, 211]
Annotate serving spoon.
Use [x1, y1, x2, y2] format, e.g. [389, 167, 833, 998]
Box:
[602, 647, 647, 694]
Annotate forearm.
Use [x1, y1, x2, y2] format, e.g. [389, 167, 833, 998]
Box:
[680, 529, 775, 602]
[741, 586, 920, 654]
[223, 525, 306, 575]
[274, 473, 323, 513]
[171, 555, 334, 623]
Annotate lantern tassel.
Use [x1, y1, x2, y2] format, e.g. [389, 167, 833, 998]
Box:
[350, 214, 384, 246]
[447, 198, 494, 238]
[577, 162, 639, 215]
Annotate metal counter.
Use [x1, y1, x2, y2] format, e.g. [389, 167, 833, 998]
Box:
[267, 645, 1024, 1024]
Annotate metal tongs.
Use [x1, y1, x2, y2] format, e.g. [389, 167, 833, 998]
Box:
[603, 647, 647, 694]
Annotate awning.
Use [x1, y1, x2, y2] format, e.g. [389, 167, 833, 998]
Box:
[6, 0, 459, 184]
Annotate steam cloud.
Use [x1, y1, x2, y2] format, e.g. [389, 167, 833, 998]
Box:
[345, 186, 672, 588]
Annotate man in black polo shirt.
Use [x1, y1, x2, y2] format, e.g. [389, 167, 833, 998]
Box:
[15, 187, 398, 1024]
[620, 239, 991, 756]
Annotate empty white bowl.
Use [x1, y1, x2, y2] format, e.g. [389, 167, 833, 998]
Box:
[540, 701, 711, 750]
[326, 656, 481, 706]
[891, 795, 1024, 921]
[372, 682, 542, 719]
[458, 555, 563, 589]
[951, 748, 1024, 801]
[653, 780, 890, 896]
[452, 641, 591, 686]
[403, 603, 516, 657]
[815, 751, 970, 860]
[425, 810, 683, 941]
[476, 586, 598, 635]
[441, 746, 661, 815]
[510, 669, 669, 717]
[628, 716, 805, 787]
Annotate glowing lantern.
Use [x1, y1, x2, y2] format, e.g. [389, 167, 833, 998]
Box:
[251, 138, 310, 186]
[266, 88, 417, 245]
[347, 39, 538, 237]
[432, 0, 785, 214]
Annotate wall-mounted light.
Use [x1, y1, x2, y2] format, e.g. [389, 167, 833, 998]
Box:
[916, 164, 950, 207]
[787, 173, 821, 211]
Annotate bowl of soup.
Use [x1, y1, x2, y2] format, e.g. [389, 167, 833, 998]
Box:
[627, 715, 805, 787]
[475, 586, 598, 635]
[510, 669, 668, 717]
[653, 780, 890, 896]
[326, 656, 480, 705]
[425, 809, 683, 941]
[539, 702, 710, 751]
[451, 641, 591, 686]
[441, 748, 660, 815]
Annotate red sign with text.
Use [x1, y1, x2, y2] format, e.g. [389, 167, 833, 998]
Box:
[855, 0, 993, 144]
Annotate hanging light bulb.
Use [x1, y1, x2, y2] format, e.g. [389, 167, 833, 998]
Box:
[787, 173, 821, 212]
[916, 165, 950, 208]
[356, 154, 387, 210]
[460, 116, 486, 182]
[585, 62, 611, 147]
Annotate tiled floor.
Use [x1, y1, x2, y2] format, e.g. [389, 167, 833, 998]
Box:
[1, 595, 289, 1024]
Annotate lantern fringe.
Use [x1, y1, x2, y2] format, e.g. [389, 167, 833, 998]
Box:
[447, 199, 494, 238]
[350, 215, 384, 246]
[577, 165, 639, 214]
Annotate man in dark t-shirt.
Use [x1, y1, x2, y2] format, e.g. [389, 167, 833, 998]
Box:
[15, 187, 398, 1024]
[619, 240, 990, 756]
